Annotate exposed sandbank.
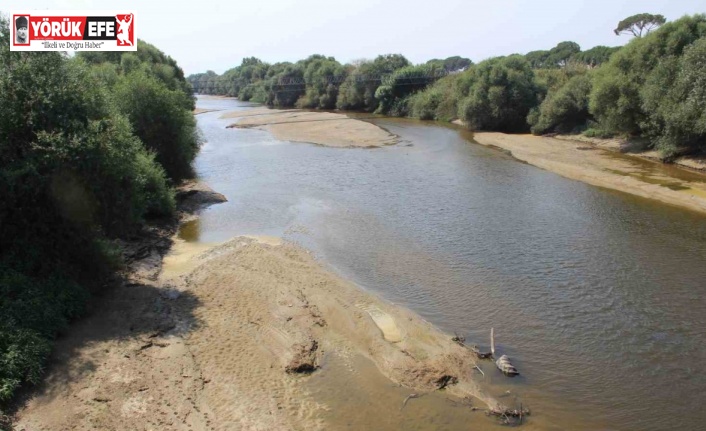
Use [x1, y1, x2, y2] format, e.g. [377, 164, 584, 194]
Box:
[222, 108, 399, 148]
[472, 132, 706, 215]
[553, 133, 706, 173]
[16, 235, 508, 430]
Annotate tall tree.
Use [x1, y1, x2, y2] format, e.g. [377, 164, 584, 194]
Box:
[614, 13, 667, 38]
[547, 41, 581, 67]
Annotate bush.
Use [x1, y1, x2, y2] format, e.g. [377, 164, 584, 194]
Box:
[336, 54, 411, 112]
[112, 71, 199, 181]
[640, 37, 706, 156]
[459, 55, 537, 132]
[583, 127, 615, 139]
[529, 72, 594, 135]
[589, 14, 706, 136]
[0, 17, 182, 405]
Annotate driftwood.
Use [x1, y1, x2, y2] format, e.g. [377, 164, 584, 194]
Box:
[401, 393, 420, 410]
[487, 405, 531, 426]
[470, 345, 493, 360]
[452, 331, 493, 359]
[488, 406, 531, 419]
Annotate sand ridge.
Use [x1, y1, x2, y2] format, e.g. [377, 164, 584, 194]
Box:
[222, 108, 399, 148]
[15, 236, 506, 430]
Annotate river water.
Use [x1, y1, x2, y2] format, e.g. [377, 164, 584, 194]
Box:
[188, 96, 706, 430]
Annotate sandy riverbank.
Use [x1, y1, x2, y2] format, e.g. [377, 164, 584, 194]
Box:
[222, 108, 398, 148]
[471, 132, 706, 215]
[552, 134, 706, 172]
[15, 232, 509, 430]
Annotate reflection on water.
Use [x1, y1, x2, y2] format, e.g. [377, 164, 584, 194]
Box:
[178, 218, 201, 242]
[189, 96, 706, 431]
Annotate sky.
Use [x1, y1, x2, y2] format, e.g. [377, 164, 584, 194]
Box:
[7, 0, 705, 75]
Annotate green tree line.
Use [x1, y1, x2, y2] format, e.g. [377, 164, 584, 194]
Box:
[0, 16, 198, 407]
[190, 14, 706, 158]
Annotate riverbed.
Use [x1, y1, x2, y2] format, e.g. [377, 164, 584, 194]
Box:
[189, 96, 706, 430]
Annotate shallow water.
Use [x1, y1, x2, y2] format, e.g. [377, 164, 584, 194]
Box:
[188, 97, 706, 430]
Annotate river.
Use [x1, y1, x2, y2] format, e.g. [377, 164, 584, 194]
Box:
[187, 96, 706, 430]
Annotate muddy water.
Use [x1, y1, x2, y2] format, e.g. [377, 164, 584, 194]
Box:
[187, 97, 706, 430]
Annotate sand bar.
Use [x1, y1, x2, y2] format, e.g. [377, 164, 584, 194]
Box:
[16, 236, 505, 430]
[472, 132, 706, 215]
[222, 108, 398, 148]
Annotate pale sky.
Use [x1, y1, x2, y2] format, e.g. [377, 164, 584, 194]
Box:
[7, 0, 705, 75]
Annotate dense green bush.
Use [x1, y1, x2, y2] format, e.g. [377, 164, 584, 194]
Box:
[640, 36, 706, 156]
[590, 14, 706, 135]
[336, 54, 411, 112]
[459, 55, 537, 132]
[572, 46, 621, 67]
[80, 44, 199, 181]
[375, 63, 444, 116]
[425, 56, 473, 72]
[0, 17, 184, 405]
[529, 72, 594, 135]
[296, 55, 347, 109]
[112, 71, 199, 181]
[81, 40, 193, 104]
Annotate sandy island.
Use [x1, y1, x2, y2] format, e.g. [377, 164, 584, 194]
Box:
[471, 132, 706, 215]
[222, 108, 398, 148]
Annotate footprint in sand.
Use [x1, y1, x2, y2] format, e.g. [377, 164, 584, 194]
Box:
[357, 304, 403, 343]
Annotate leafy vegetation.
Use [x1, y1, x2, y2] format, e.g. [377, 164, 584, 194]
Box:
[0, 16, 196, 407]
[460, 55, 537, 132]
[590, 14, 706, 153]
[194, 14, 705, 159]
[79, 42, 198, 181]
[614, 13, 667, 38]
[528, 71, 594, 135]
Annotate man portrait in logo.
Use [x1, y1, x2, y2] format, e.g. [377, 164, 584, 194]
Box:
[15, 16, 29, 45]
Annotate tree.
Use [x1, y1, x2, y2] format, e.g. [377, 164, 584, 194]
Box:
[0, 16, 177, 403]
[336, 54, 411, 112]
[528, 71, 594, 135]
[590, 14, 706, 135]
[296, 55, 347, 109]
[376, 63, 444, 116]
[525, 50, 551, 68]
[572, 46, 621, 68]
[459, 55, 537, 132]
[112, 70, 199, 181]
[547, 41, 581, 67]
[640, 37, 706, 157]
[427, 56, 473, 72]
[614, 13, 666, 38]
